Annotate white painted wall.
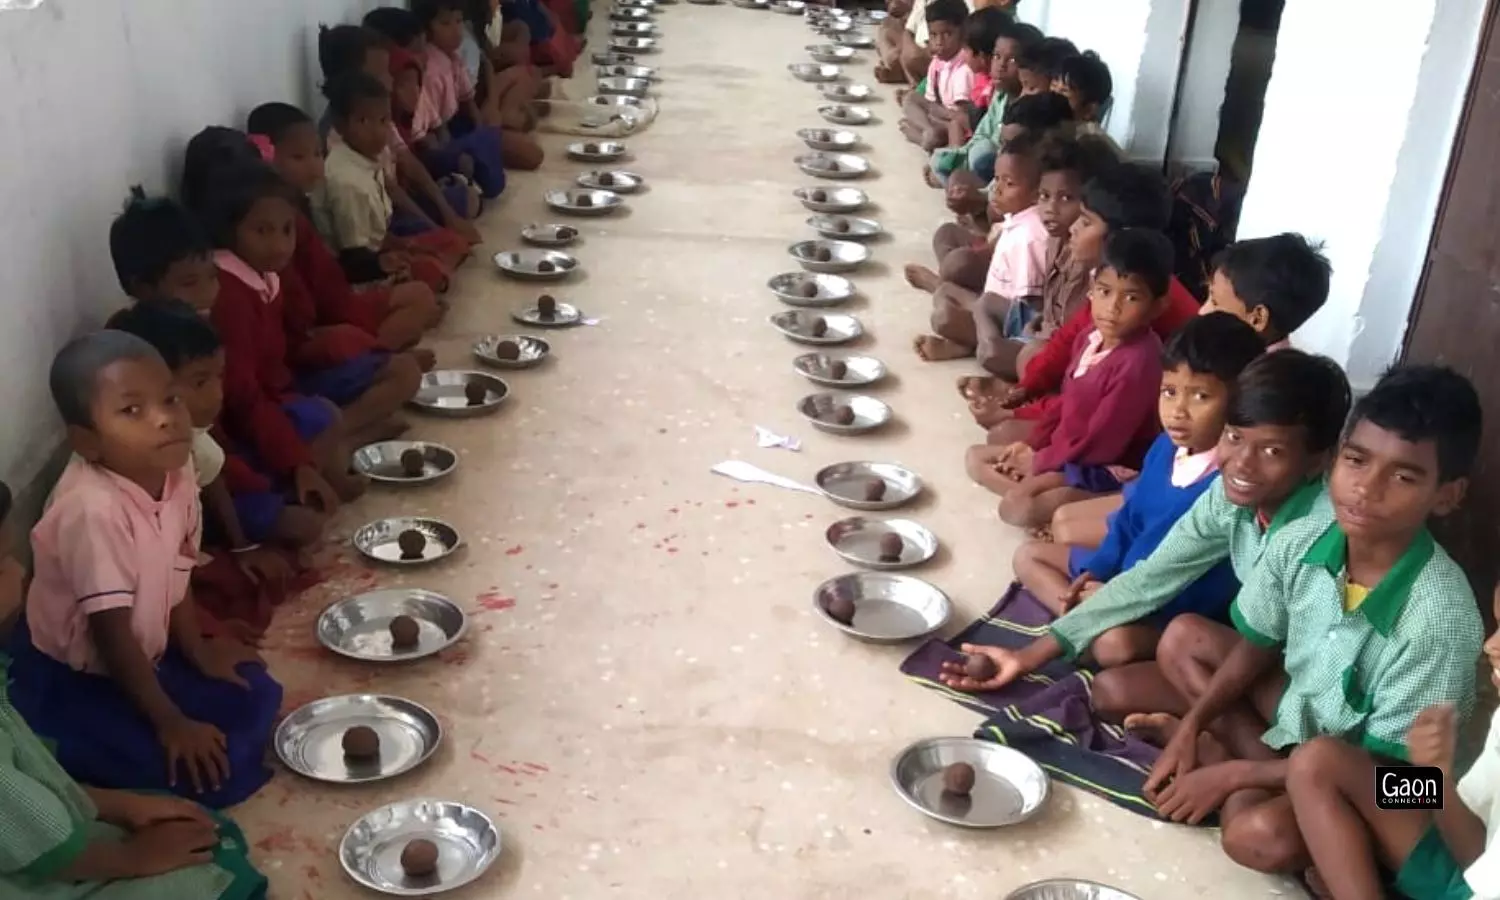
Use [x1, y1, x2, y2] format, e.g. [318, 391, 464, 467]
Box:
[1234, 0, 1486, 389]
[0, 0, 378, 486]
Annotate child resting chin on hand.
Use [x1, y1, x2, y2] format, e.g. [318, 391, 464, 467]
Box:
[6, 332, 282, 810]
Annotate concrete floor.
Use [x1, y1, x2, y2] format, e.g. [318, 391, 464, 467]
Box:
[236, 7, 1306, 898]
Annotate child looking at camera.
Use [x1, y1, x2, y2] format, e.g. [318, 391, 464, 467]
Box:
[109, 189, 220, 315]
[899, 0, 972, 151]
[6, 332, 283, 809]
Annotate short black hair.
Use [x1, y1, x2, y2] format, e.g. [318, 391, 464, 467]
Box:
[1056, 51, 1113, 107]
[1213, 233, 1332, 339]
[50, 331, 165, 429]
[1038, 132, 1119, 182]
[180, 127, 262, 214]
[1099, 228, 1174, 297]
[109, 187, 212, 296]
[1001, 91, 1074, 132]
[317, 24, 383, 80]
[411, 0, 466, 27]
[323, 71, 390, 120]
[1081, 162, 1171, 231]
[363, 7, 424, 46]
[1017, 36, 1078, 78]
[1227, 349, 1352, 455]
[964, 7, 1010, 56]
[246, 103, 313, 146]
[1347, 365, 1482, 482]
[105, 299, 222, 371]
[194, 161, 301, 250]
[1162, 312, 1266, 385]
[924, 0, 967, 28]
[1001, 20, 1043, 54]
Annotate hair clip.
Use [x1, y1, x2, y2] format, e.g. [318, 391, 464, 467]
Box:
[248, 133, 276, 163]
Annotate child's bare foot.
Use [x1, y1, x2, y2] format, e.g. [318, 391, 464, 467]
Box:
[970, 396, 1016, 430]
[913, 334, 971, 361]
[368, 415, 412, 444]
[1027, 526, 1053, 542]
[331, 469, 371, 503]
[874, 62, 905, 84]
[898, 119, 920, 143]
[904, 263, 941, 292]
[957, 374, 1006, 401]
[1123, 712, 1182, 748]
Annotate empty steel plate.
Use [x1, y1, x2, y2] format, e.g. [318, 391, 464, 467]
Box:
[767, 271, 854, 307]
[807, 214, 881, 240]
[520, 222, 580, 246]
[825, 516, 936, 568]
[792, 352, 886, 387]
[890, 737, 1050, 828]
[354, 517, 462, 566]
[473, 334, 551, 369]
[340, 799, 501, 895]
[576, 169, 644, 193]
[794, 185, 869, 213]
[275, 694, 442, 784]
[597, 75, 650, 97]
[789, 62, 842, 82]
[493, 249, 578, 281]
[352, 441, 458, 485]
[807, 43, 855, 63]
[822, 82, 873, 102]
[769, 310, 863, 345]
[409, 371, 509, 418]
[798, 392, 891, 435]
[797, 127, 858, 151]
[512, 297, 583, 327]
[819, 103, 873, 125]
[815, 461, 922, 509]
[789, 238, 869, 273]
[1006, 881, 1143, 900]
[796, 151, 871, 180]
[317, 588, 468, 662]
[545, 187, 624, 216]
[566, 140, 629, 162]
[836, 33, 875, 48]
[812, 571, 950, 641]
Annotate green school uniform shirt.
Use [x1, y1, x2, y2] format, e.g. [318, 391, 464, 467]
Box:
[1230, 519, 1483, 761]
[931, 92, 1009, 178]
[1049, 478, 1327, 658]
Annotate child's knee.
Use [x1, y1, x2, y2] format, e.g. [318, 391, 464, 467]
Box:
[1010, 540, 1044, 576]
[1090, 627, 1152, 669]
[502, 132, 544, 171]
[1154, 613, 1213, 670]
[1088, 667, 1132, 718]
[1286, 736, 1356, 792]
[998, 490, 1039, 528]
[391, 281, 439, 318]
[1222, 803, 1305, 873]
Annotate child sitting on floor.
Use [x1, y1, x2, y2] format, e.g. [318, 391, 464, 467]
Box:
[929, 19, 1041, 187]
[0, 480, 270, 899]
[938, 91, 1075, 230]
[462, 0, 551, 131]
[247, 102, 444, 356]
[968, 229, 1174, 529]
[942, 349, 1350, 685]
[1290, 589, 1500, 899]
[1201, 232, 1332, 350]
[310, 74, 470, 296]
[109, 189, 220, 315]
[898, 0, 972, 151]
[1017, 35, 1078, 97]
[1053, 51, 1117, 146]
[318, 22, 481, 244]
[933, 7, 1006, 151]
[1013, 313, 1264, 619]
[1127, 365, 1483, 875]
[6, 332, 283, 809]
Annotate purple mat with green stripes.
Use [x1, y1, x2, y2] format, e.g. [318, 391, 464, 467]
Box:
[900, 582, 1189, 823]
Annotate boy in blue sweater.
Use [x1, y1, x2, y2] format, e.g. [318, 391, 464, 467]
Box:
[1013, 314, 1265, 650]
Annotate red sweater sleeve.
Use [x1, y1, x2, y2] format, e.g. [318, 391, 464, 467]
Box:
[294, 214, 380, 335]
[1020, 305, 1091, 395]
[1152, 276, 1201, 340]
[212, 277, 315, 475]
[1033, 336, 1165, 473]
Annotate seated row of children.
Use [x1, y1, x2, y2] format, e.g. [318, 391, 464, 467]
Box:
[884, 6, 1500, 897]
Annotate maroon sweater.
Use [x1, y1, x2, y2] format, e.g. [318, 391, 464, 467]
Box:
[1027, 327, 1163, 474]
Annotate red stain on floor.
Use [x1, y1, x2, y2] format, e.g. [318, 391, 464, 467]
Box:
[504, 545, 525, 556]
[477, 591, 517, 612]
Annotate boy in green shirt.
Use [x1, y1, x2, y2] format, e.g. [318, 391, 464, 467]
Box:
[1138, 365, 1484, 878]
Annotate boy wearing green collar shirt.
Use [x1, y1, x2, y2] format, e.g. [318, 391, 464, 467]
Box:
[1133, 365, 1484, 881]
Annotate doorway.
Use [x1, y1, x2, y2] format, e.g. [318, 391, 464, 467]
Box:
[1400, 0, 1500, 596]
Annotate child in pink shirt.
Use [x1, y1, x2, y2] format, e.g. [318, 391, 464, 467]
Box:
[6, 331, 282, 809]
[899, 0, 971, 151]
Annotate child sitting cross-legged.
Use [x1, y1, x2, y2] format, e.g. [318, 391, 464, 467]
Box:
[309, 75, 471, 300]
[928, 18, 1041, 188]
[967, 229, 1176, 530]
[247, 102, 444, 358]
[1012, 312, 1265, 623]
[1123, 365, 1485, 875]
[898, 0, 972, 151]
[944, 349, 1351, 684]
[0, 480, 270, 899]
[6, 332, 283, 809]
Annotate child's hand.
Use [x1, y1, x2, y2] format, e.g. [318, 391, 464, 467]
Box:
[233, 546, 291, 589]
[156, 716, 229, 795]
[294, 465, 340, 515]
[108, 792, 214, 832]
[1000, 385, 1034, 410]
[124, 819, 220, 877]
[1152, 763, 1238, 824]
[1408, 703, 1458, 772]
[1058, 573, 1102, 612]
[938, 643, 1029, 691]
[996, 443, 1033, 479]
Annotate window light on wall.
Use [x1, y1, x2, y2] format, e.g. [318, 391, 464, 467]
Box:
[0, 0, 47, 8]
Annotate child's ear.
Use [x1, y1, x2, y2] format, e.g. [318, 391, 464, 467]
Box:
[1431, 476, 1469, 518]
[65, 424, 103, 463]
[1246, 304, 1273, 335]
